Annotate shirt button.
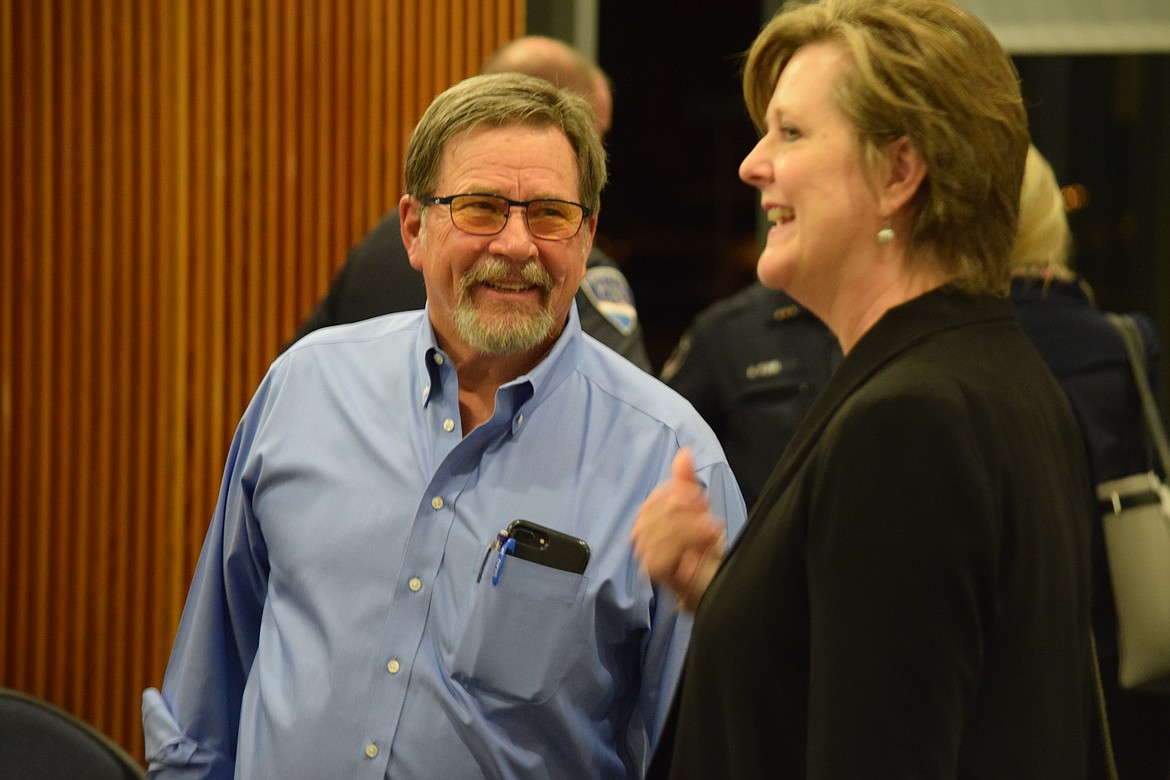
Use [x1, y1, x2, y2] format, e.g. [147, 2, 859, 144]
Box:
[423, 385, 430, 399]
[516, 413, 524, 426]
[387, 659, 401, 674]
[442, 418, 455, 432]
[431, 496, 444, 510]
[365, 743, 378, 758]
[409, 577, 422, 592]
[433, 353, 444, 365]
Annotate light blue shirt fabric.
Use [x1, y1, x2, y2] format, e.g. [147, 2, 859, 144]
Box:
[143, 304, 746, 780]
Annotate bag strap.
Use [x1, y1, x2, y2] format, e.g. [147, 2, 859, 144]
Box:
[1090, 630, 1120, 780]
[1105, 313, 1170, 477]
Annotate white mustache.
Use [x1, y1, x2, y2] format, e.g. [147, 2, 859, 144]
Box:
[460, 258, 553, 292]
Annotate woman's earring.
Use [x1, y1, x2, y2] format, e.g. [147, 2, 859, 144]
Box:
[876, 221, 895, 245]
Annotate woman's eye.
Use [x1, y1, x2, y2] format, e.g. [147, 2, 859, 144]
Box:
[780, 125, 801, 141]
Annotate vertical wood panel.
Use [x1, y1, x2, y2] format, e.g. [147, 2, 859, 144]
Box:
[109, 0, 134, 741]
[1, 0, 523, 763]
[69, 0, 95, 723]
[155, 0, 186, 709]
[91, 0, 116, 723]
[51, 0, 74, 712]
[365, 0, 387, 226]
[310, 0, 332, 318]
[295, 0, 316, 332]
[348, 1, 371, 242]
[226, 0, 246, 421]
[8, 0, 32, 691]
[32, 0, 55, 699]
[259, 0, 280, 359]
[277, 0, 299, 343]
[9, 0, 26, 685]
[383, 0, 404, 208]
[0, 0, 11, 683]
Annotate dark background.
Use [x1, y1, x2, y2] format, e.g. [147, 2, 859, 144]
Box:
[597, 0, 763, 368]
[577, 5, 1170, 419]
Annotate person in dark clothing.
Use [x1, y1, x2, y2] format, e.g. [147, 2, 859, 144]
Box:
[1010, 144, 1169, 780]
[290, 36, 651, 372]
[630, 1, 1092, 776]
[660, 282, 841, 506]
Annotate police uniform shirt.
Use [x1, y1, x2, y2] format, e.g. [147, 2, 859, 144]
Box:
[661, 282, 842, 507]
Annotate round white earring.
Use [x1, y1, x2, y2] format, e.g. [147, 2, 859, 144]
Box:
[877, 224, 895, 245]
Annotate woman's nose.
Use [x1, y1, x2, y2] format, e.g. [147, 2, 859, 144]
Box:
[739, 137, 772, 189]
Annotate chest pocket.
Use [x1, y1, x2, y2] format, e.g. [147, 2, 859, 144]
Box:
[736, 373, 818, 416]
[449, 556, 588, 704]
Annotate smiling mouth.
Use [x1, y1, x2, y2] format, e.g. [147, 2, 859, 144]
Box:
[767, 206, 794, 224]
[483, 280, 536, 293]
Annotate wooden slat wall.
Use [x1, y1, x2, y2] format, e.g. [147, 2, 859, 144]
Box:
[0, 0, 523, 764]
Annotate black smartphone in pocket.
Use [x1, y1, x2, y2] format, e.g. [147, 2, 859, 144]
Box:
[506, 520, 590, 574]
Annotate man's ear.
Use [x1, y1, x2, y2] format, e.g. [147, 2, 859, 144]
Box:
[584, 214, 598, 247]
[400, 195, 424, 271]
[579, 215, 599, 276]
[877, 136, 927, 217]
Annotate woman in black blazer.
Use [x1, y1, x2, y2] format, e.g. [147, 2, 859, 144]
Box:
[631, 1, 1093, 776]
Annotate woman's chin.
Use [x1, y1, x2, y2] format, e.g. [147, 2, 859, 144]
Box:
[755, 252, 795, 292]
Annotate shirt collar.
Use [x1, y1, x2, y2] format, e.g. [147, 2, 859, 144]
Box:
[415, 302, 585, 433]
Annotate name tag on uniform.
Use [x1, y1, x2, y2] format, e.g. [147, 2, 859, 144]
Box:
[745, 359, 782, 380]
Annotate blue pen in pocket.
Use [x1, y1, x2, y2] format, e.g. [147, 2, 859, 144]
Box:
[491, 537, 516, 585]
[476, 530, 509, 583]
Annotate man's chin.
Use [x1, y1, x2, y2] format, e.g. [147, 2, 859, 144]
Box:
[454, 310, 556, 355]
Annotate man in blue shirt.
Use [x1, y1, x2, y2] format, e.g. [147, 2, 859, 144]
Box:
[142, 72, 745, 779]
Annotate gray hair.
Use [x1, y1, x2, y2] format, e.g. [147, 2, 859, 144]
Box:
[404, 72, 607, 214]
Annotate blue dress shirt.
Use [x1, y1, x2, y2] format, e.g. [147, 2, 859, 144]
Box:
[143, 304, 746, 780]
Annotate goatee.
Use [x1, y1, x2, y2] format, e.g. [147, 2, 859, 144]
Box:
[452, 258, 557, 354]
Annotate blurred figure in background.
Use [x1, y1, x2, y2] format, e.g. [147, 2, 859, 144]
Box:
[291, 35, 652, 372]
[660, 283, 840, 506]
[1010, 144, 1170, 780]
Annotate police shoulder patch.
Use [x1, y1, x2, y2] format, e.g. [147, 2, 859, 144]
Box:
[580, 265, 638, 336]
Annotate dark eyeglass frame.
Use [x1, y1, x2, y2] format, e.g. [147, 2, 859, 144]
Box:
[422, 193, 593, 240]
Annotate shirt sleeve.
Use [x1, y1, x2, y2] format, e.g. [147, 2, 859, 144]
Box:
[143, 383, 274, 778]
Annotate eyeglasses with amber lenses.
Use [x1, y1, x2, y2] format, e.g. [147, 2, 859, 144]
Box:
[422, 193, 592, 241]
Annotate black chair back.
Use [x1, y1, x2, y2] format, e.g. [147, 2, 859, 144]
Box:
[0, 688, 145, 779]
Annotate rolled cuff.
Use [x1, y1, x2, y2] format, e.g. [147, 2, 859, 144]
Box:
[141, 687, 231, 778]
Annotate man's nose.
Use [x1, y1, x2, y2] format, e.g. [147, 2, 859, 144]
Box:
[489, 207, 539, 258]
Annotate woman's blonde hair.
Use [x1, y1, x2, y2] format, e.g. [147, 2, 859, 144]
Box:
[1010, 145, 1072, 270]
[743, 0, 1029, 294]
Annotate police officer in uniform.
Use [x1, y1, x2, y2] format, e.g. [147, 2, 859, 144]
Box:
[661, 281, 841, 506]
